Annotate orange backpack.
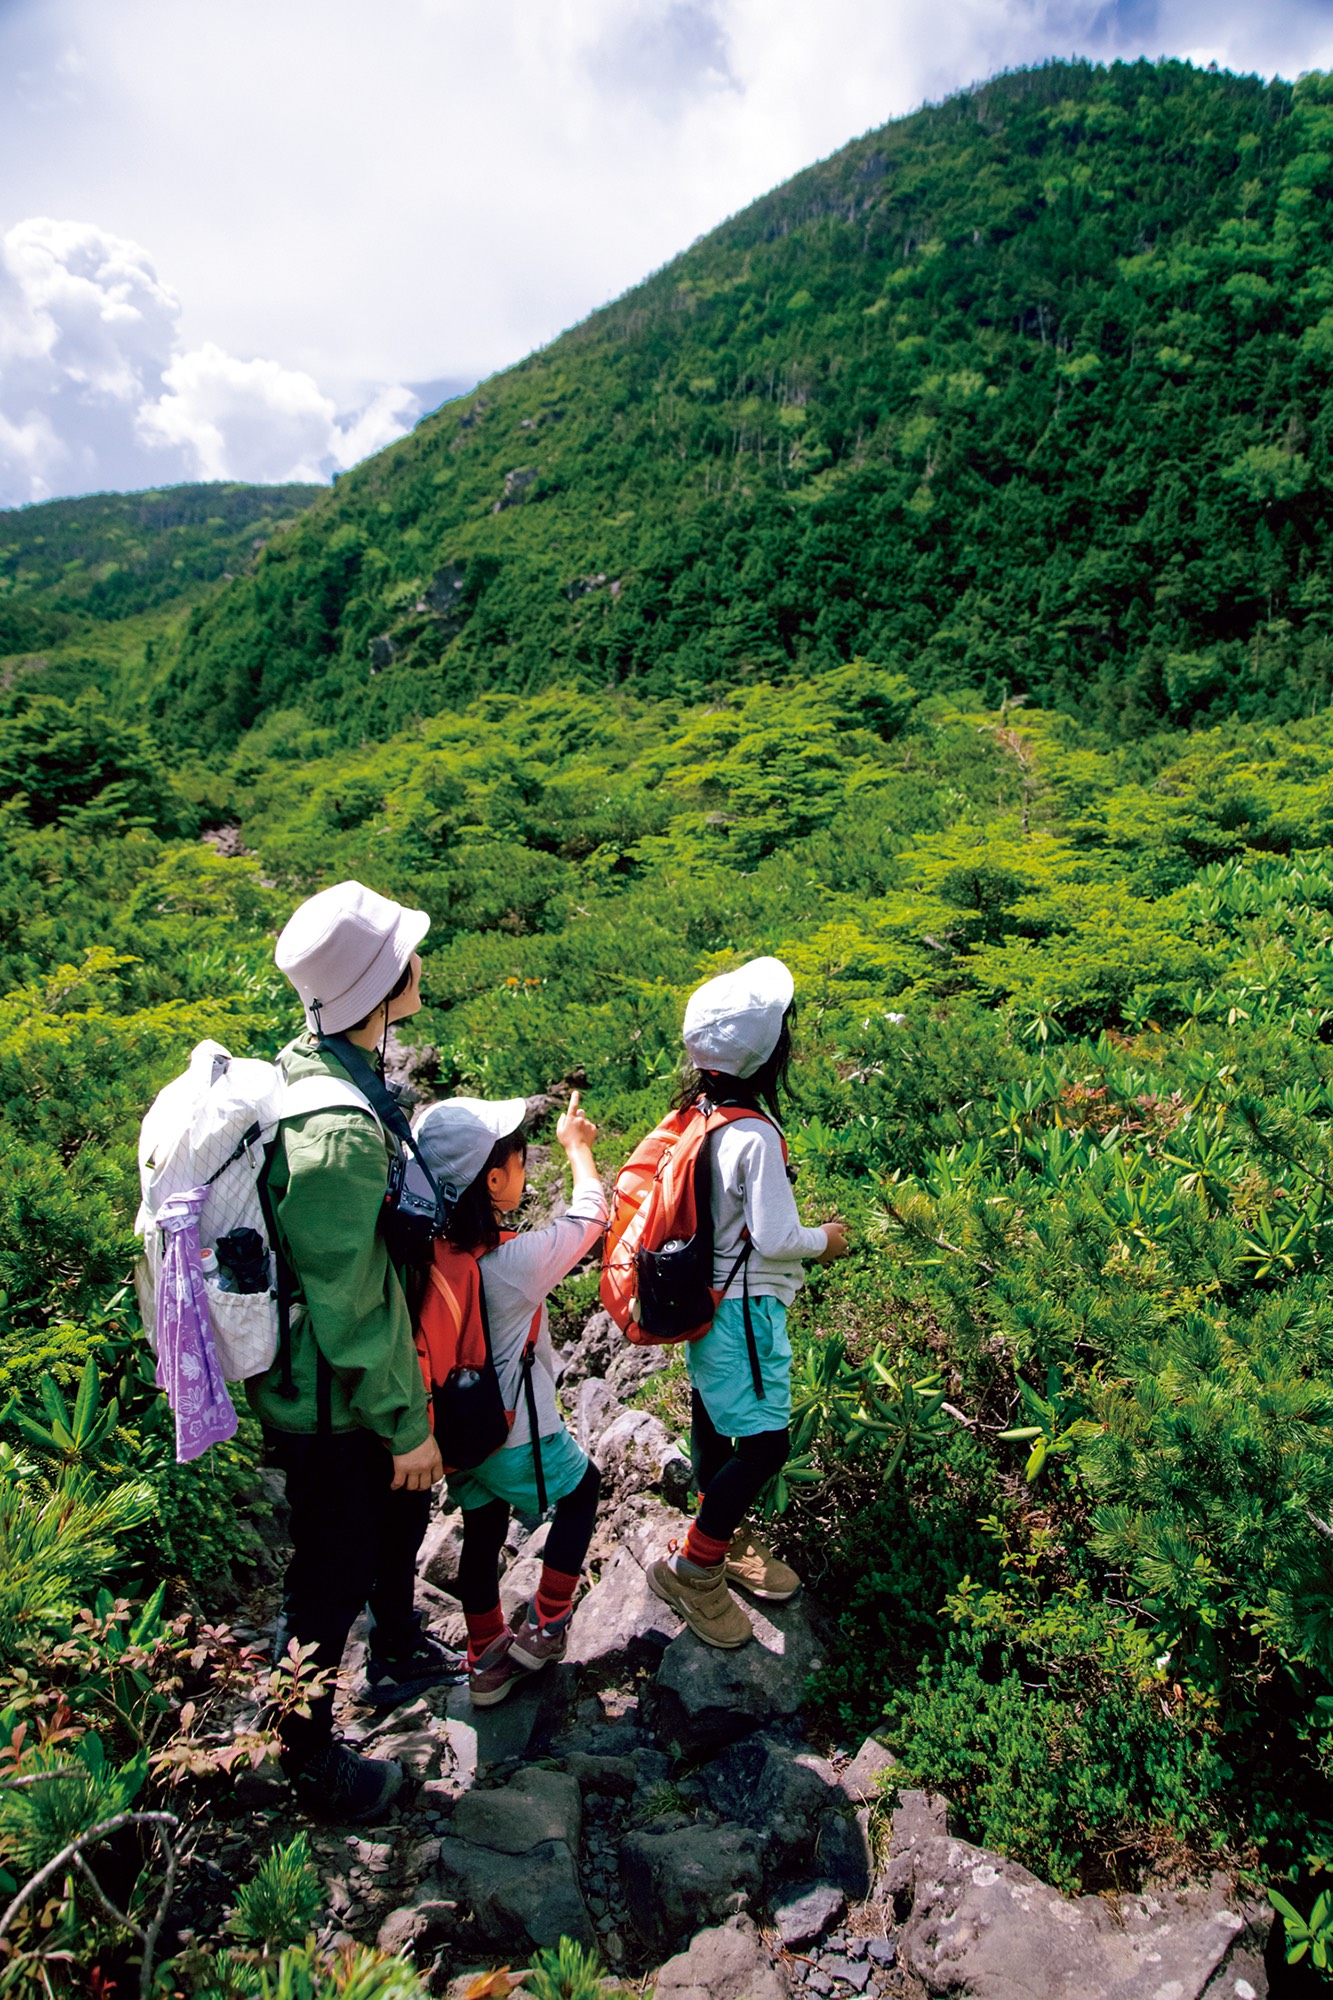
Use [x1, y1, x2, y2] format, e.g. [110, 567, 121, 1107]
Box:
[414, 1240, 547, 1506]
[600, 1103, 784, 1389]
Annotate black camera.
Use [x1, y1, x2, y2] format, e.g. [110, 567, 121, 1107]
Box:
[382, 1144, 447, 1264]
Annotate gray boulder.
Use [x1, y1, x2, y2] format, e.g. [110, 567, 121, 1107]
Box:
[493, 465, 538, 512]
[702, 1730, 837, 1831]
[499, 1522, 550, 1618]
[556, 1309, 623, 1393]
[559, 1749, 638, 1796]
[771, 1883, 846, 1949]
[700, 1730, 870, 1895]
[882, 1796, 1268, 1999]
[653, 1595, 824, 1754]
[567, 1547, 684, 1669]
[839, 1735, 896, 1804]
[607, 1491, 692, 1571]
[557, 1308, 672, 1401]
[433, 1834, 591, 1949]
[815, 1806, 873, 1902]
[620, 1820, 764, 1950]
[451, 1766, 581, 1854]
[654, 1914, 789, 2000]
[596, 1407, 693, 1507]
[573, 1377, 629, 1453]
[376, 1889, 458, 1953]
[417, 1507, 465, 1592]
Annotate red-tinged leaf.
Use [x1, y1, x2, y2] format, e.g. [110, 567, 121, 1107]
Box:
[464, 1969, 531, 1999]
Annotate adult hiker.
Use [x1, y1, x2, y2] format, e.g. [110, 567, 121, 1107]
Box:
[412, 1090, 607, 1706]
[258, 880, 459, 1822]
[647, 956, 850, 1647]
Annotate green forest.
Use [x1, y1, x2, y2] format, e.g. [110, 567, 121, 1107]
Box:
[5, 49, 1333, 1996]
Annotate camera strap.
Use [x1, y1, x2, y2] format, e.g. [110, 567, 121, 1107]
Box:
[319, 1032, 446, 1227]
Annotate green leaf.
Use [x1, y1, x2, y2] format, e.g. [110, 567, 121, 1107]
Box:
[71, 1357, 100, 1441]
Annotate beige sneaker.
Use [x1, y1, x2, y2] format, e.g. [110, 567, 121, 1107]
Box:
[649, 1555, 753, 1649]
[726, 1526, 801, 1602]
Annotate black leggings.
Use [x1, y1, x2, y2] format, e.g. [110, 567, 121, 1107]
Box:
[265, 1426, 432, 1761]
[691, 1389, 790, 1542]
[455, 1460, 602, 1614]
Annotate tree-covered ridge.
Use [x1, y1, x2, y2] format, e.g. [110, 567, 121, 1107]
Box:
[159, 60, 1333, 748]
[0, 480, 320, 663]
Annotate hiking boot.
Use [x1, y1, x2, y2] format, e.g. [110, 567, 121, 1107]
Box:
[509, 1600, 572, 1672]
[649, 1554, 753, 1649]
[468, 1626, 532, 1708]
[363, 1627, 467, 1709]
[284, 1737, 404, 1824]
[726, 1525, 801, 1602]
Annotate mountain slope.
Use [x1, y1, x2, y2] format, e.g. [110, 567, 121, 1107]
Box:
[0, 482, 320, 701]
[157, 58, 1333, 750]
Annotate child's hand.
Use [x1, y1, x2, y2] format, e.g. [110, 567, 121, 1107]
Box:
[557, 1089, 598, 1154]
[816, 1218, 850, 1266]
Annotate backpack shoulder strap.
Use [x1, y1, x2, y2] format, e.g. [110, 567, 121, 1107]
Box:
[280, 1075, 385, 1134]
[711, 1102, 787, 1160]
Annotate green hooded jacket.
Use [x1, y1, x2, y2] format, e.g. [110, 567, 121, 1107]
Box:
[245, 1034, 430, 1455]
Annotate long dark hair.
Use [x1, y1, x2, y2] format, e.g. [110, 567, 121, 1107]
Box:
[442, 1131, 528, 1253]
[673, 1002, 796, 1123]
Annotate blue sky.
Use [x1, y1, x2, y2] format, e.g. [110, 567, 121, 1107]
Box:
[1, 0, 1331, 506]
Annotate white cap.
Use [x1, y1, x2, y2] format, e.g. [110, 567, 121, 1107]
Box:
[413, 1095, 528, 1204]
[682, 956, 794, 1079]
[275, 881, 429, 1035]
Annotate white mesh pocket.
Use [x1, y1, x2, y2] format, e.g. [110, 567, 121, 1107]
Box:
[205, 1283, 278, 1382]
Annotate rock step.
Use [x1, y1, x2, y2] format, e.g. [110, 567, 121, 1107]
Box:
[286, 1305, 1269, 1999]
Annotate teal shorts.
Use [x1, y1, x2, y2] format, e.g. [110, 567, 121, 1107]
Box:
[687, 1294, 792, 1437]
[447, 1424, 589, 1520]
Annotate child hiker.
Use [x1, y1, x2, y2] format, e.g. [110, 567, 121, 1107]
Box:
[649, 957, 850, 1648]
[413, 1091, 607, 1705]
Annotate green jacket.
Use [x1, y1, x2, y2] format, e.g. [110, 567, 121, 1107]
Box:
[245, 1035, 430, 1455]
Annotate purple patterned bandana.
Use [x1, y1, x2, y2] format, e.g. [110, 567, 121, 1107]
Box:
[154, 1188, 239, 1462]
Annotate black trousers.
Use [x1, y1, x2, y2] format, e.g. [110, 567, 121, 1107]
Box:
[690, 1389, 791, 1542]
[455, 1461, 602, 1616]
[265, 1425, 432, 1761]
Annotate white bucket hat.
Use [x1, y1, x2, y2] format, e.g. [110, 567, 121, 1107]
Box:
[413, 1095, 528, 1204]
[682, 956, 795, 1079]
[275, 881, 430, 1035]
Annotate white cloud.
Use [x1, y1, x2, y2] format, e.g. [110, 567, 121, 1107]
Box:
[1, 1, 1333, 503]
[0, 217, 417, 505]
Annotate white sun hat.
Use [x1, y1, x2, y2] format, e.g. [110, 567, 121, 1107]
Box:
[275, 881, 429, 1035]
[682, 956, 795, 1079]
[413, 1095, 529, 1204]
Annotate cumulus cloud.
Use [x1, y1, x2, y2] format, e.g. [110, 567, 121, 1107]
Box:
[0, 216, 417, 505]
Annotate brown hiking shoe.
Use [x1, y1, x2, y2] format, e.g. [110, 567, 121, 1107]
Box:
[509, 1601, 571, 1672]
[468, 1628, 531, 1707]
[726, 1526, 801, 1602]
[649, 1554, 753, 1649]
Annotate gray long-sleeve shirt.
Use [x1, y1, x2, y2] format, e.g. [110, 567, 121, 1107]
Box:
[479, 1176, 608, 1448]
[709, 1118, 828, 1304]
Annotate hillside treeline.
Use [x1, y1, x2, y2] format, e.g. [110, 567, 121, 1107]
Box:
[148, 61, 1333, 749]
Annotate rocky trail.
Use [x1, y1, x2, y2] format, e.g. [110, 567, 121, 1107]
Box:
[205, 1310, 1272, 2000]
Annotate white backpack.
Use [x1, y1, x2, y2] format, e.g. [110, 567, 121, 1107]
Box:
[134, 1038, 382, 1382]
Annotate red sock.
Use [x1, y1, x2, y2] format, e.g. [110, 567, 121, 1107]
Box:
[465, 1604, 505, 1664]
[534, 1564, 580, 1627]
[683, 1520, 730, 1569]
